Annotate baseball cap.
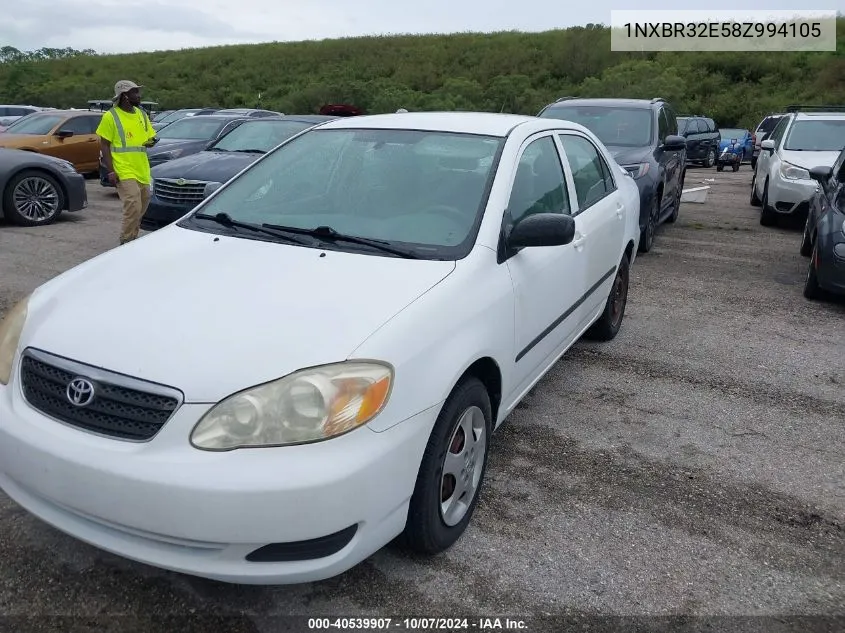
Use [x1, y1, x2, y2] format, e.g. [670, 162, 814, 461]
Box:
[113, 80, 143, 100]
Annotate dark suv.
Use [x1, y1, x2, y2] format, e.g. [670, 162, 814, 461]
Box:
[538, 97, 687, 252]
[677, 115, 720, 167]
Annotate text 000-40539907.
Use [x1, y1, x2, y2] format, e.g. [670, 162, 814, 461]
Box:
[609, 9, 837, 52]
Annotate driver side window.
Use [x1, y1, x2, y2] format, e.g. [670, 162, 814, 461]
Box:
[506, 135, 570, 225]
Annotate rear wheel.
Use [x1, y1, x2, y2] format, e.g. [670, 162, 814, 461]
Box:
[401, 376, 492, 554]
[585, 252, 630, 341]
[2, 170, 64, 226]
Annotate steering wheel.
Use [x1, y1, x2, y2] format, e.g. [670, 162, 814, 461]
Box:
[422, 204, 466, 224]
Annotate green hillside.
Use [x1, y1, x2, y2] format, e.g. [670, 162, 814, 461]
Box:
[1, 20, 843, 130]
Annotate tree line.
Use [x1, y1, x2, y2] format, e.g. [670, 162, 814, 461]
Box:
[0, 19, 843, 130]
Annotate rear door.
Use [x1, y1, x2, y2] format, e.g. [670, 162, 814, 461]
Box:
[556, 132, 625, 318]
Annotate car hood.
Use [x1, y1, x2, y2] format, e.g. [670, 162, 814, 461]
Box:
[151, 150, 259, 182]
[23, 226, 456, 402]
[780, 150, 841, 170]
[605, 145, 652, 166]
[0, 133, 48, 147]
[149, 139, 209, 157]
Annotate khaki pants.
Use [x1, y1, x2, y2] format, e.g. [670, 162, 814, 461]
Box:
[115, 179, 151, 244]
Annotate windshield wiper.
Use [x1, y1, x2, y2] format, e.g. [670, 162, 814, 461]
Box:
[194, 212, 308, 244]
[261, 223, 420, 259]
[232, 148, 266, 154]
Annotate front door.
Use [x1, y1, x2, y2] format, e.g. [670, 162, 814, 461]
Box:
[503, 133, 588, 395]
[43, 116, 101, 172]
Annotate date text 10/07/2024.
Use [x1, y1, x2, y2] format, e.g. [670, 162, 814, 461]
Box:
[622, 21, 823, 39]
[308, 617, 529, 630]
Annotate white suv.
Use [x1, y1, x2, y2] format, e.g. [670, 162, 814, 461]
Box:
[751, 107, 845, 226]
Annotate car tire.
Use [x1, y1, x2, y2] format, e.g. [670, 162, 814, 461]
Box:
[585, 252, 630, 342]
[666, 173, 683, 224]
[800, 214, 813, 257]
[401, 375, 492, 555]
[750, 173, 762, 207]
[705, 148, 715, 168]
[716, 164, 724, 172]
[751, 156, 757, 169]
[638, 196, 659, 253]
[732, 162, 740, 172]
[2, 170, 64, 227]
[803, 246, 823, 300]
[760, 180, 777, 226]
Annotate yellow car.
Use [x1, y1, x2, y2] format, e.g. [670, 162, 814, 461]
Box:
[0, 110, 104, 174]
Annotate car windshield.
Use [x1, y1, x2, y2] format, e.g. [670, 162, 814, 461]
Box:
[758, 116, 783, 133]
[540, 105, 653, 147]
[157, 117, 228, 139]
[783, 120, 845, 151]
[4, 113, 64, 134]
[211, 120, 312, 152]
[191, 128, 503, 259]
[720, 129, 745, 139]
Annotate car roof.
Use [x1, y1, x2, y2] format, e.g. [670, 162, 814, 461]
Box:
[793, 112, 845, 120]
[316, 111, 564, 137]
[544, 98, 658, 109]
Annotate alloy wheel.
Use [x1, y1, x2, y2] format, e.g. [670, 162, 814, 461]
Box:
[13, 176, 60, 222]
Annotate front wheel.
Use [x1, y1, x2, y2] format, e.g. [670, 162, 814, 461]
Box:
[585, 252, 630, 341]
[705, 148, 716, 167]
[638, 196, 658, 253]
[760, 181, 777, 226]
[800, 214, 813, 256]
[401, 376, 492, 554]
[803, 246, 823, 300]
[716, 163, 724, 172]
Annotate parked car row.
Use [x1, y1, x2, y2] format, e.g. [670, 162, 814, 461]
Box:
[749, 104, 845, 302]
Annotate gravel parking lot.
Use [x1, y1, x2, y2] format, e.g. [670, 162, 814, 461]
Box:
[0, 171, 843, 631]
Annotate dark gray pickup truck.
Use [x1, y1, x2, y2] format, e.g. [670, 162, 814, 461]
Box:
[677, 115, 720, 167]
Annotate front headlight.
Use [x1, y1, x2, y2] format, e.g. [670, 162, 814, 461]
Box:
[55, 159, 76, 173]
[190, 361, 393, 450]
[0, 296, 29, 386]
[622, 163, 650, 179]
[780, 161, 810, 180]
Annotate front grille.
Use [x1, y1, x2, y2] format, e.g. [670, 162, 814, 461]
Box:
[153, 178, 208, 206]
[19, 349, 182, 441]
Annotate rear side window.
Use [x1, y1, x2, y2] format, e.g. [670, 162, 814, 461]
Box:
[758, 116, 783, 134]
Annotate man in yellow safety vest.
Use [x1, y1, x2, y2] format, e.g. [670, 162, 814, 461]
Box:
[96, 80, 159, 245]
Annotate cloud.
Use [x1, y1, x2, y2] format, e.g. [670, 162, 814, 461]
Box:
[1, 0, 827, 54]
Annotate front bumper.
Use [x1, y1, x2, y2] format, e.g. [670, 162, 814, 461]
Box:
[767, 175, 816, 216]
[0, 356, 438, 584]
[141, 197, 195, 230]
[64, 173, 88, 212]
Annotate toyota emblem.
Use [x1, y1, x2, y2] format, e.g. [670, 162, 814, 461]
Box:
[66, 377, 95, 406]
[176, 178, 186, 186]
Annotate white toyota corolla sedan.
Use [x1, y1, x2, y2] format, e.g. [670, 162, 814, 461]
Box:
[0, 112, 640, 585]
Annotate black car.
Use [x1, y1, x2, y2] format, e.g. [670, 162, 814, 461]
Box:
[140, 115, 335, 231]
[677, 115, 720, 167]
[0, 148, 87, 226]
[100, 114, 249, 186]
[538, 97, 687, 253]
[801, 146, 845, 300]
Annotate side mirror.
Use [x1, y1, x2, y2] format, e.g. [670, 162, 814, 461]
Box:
[203, 181, 223, 198]
[507, 213, 575, 249]
[662, 134, 686, 150]
[55, 129, 74, 138]
[808, 166, 832, 182]
[761, 139, 775, 151]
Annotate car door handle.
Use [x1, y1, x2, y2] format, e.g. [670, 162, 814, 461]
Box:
[573, 233, 587, 248]
[615, 204, 624, 219]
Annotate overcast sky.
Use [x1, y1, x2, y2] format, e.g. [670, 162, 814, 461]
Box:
[3, 0, 838, 55]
